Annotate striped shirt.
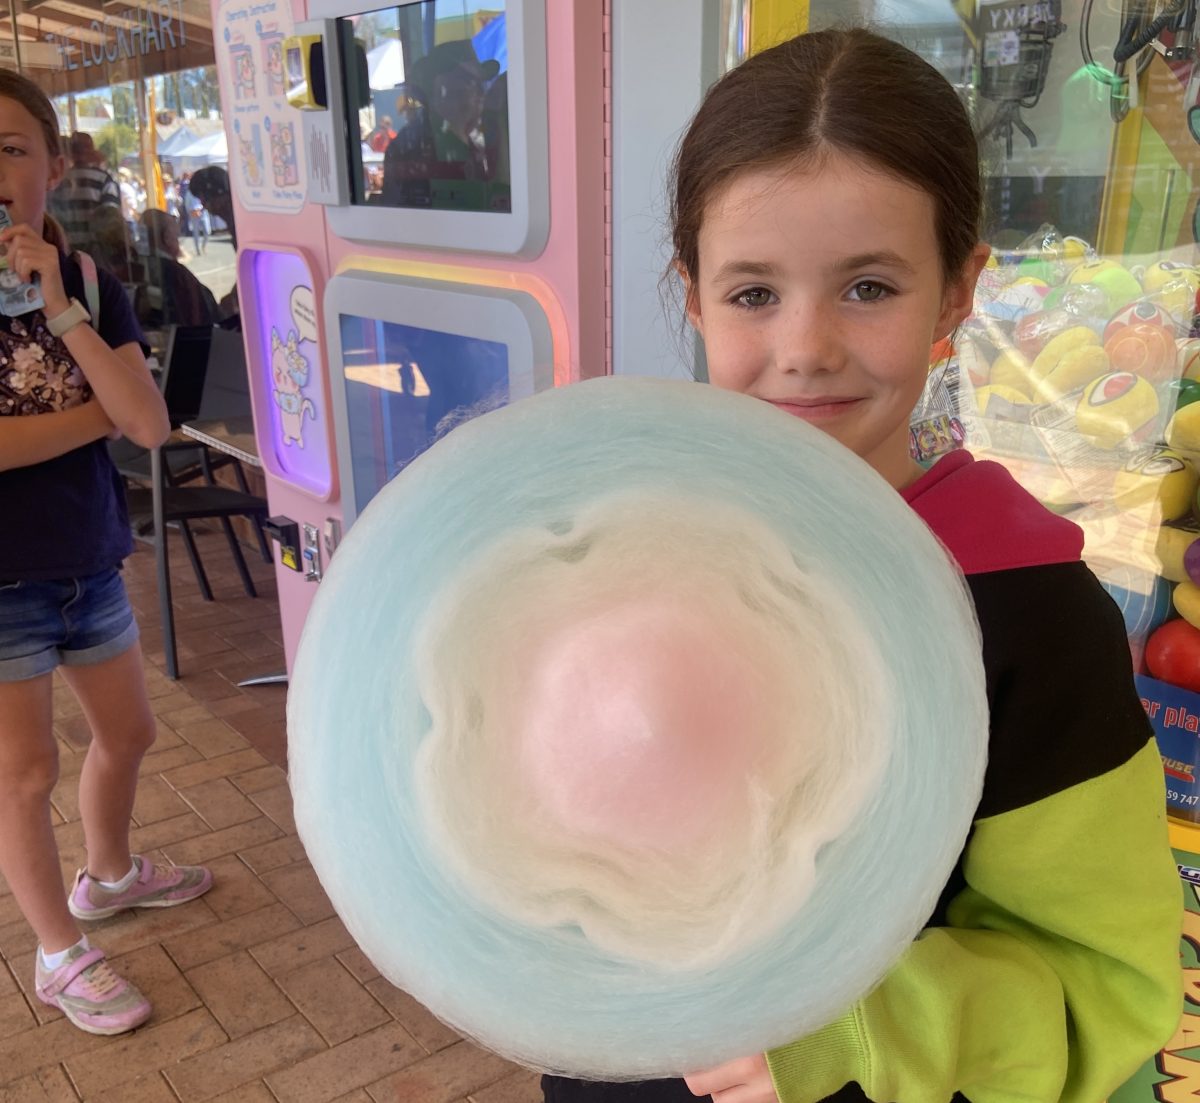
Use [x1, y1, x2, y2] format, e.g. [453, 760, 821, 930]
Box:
[51, 165, 120, 251]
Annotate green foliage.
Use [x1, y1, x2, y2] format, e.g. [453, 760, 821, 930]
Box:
[94, 122, 138, 168]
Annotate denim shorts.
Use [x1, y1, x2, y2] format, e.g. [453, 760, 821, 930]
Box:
[0, 567, 139, 682]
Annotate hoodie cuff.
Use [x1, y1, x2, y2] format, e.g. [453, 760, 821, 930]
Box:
[765, 1005, 871, 1103]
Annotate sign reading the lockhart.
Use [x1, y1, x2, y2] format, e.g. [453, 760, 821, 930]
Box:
[46, 0, 190, 71]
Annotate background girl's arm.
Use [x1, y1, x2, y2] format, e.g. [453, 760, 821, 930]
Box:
[3, 224, 168, 449]
[0, 400, 114, 471]
[765, 567, 1182, 1103]
[57, 331, 168, 448]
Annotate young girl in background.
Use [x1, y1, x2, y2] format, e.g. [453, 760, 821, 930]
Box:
[542, 28, 1181, 1103]
[0, 71, 212, 1036]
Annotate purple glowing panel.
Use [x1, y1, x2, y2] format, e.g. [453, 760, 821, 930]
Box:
[250, 249, 332, 497]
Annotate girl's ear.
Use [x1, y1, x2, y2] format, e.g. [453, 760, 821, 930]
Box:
[46, 153, 65, 193]
[934, 242, 990, 342]
[678, 261, 704, 337]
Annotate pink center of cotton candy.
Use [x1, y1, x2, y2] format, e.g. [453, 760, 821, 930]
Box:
[516, 597, 771, 851]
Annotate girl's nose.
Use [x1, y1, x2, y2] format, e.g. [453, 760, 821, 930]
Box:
[776, 303, 843, 377]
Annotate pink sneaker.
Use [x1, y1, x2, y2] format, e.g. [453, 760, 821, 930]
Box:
[35, 944, 151, 1035]
[68, 855, 213, 921]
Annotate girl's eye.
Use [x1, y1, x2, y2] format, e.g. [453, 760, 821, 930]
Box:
[733, 287, 774, 309]
[849, 281, 889, 302]
[1, 145, 23, 156]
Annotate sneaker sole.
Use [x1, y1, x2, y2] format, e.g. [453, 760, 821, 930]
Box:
[36, 991, 151, 1036]
[68, 881, 214, 921]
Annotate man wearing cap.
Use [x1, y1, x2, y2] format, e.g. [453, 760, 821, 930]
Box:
[51, 132, 120, 253]
[380, 39, 509, 212]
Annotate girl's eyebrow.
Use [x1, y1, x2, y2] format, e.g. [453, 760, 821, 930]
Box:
[710, 259, 778, 283]
[0, 132, 30, 141]
[834, 251, 915, 274]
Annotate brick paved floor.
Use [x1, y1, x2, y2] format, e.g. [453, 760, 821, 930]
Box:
[0, 532, 542, 1103]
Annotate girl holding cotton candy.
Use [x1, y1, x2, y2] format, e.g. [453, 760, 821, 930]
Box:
[541, 27, 1182, 1103]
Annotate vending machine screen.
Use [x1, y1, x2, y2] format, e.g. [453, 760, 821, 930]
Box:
[338, 0, 510, 213]
[339, 314, 509, 514]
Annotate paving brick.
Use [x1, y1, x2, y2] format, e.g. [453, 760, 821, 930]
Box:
[185, 950, 294, 1040]
[203, 1084, 278, 1103]
[65, 1008, 227, 1096]
[335, 947, 379, 984]
[174, 719, 251, 760]
[47, 779, 80, 825]
[0, 991, 36, 1039]
[164, 1015, 325, 1102]
[176, 671, 244, 704]
[366, 1040, 514, 1103]
[193, 854, 277, 921]
[264, 1021, 423, 1103]
[364, 979, 460, 1054]
[160, 703, 218, 729]
[248, 916, 356, 979]
[161, 816, 283, 867]
[0, 1065, 80, 1103]
[179, 778, 262, 831]
[237, 835, 307, 875]
[131, 774, 192, 826]
[76, 896, 219, 959]
[112, 941, 202, 1022]
[90, 1071, 182, 1103]
[468, 1070, 544, 1103]
[130, 811, 212, 853]
[0, 1016, 109, 1082]
[205, 694, 265, 720]
[162, 749, 269, 791]
[227, 764, 286, 796]
[276, 958, 389, 1046]
[139, 744, 204, 777]
[247, 784, 296, 834]
[259, 863, 335, 925]
[163, 902, 301, 971]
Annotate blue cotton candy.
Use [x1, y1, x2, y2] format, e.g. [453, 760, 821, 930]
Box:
[288, 376, 989, 1080]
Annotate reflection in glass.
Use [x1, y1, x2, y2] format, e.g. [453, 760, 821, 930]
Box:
[339, 315, 509, 513]
[339, 0, 511, 212]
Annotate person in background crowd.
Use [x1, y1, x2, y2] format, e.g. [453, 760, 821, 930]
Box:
[49, 132, 119, 255]
[187, 166, 236, 250]
[140, 208, 219, 328]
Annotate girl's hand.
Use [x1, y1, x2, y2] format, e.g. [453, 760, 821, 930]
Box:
[0, 224, 68, 315]
[685, 1054, 779, 1102]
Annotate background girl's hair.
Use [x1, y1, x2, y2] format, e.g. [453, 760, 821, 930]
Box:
[0, 69, 68, 253]
[670, 27, 982, 287]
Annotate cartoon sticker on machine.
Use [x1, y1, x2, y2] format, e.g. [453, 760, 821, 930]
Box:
[271, 327, 316, 448]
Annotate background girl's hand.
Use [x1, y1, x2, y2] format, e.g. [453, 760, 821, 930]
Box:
[0, 224, 67, 315]
[684, 1053, 779, 1102]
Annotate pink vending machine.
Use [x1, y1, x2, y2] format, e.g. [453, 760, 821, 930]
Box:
[211, 0, 607, 672]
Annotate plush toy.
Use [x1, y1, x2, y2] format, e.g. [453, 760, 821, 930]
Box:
[1066, 259, 1144, 315]
[1076, 372, 1160, 448]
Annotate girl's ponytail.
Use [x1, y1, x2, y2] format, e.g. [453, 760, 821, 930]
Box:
[42, 211, 68, 254]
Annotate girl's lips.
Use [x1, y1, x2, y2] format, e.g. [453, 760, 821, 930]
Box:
[768, 398, 864, 422]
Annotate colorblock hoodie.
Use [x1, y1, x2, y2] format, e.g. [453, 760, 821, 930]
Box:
[765, 449, 1182, 1103]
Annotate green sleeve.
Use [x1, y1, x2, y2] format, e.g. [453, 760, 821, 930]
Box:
[765, 740, 1182, 1103]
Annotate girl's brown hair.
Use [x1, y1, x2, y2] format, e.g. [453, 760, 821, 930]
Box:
[670, 28, 981, 289]
[0, 69, 68, 252]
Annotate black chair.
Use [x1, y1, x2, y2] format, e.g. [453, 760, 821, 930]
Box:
[123, 326, 270, 679]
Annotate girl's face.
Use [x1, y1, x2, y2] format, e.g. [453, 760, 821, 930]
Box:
[686, 151, 987, 489]
[0, 96, 63, 231]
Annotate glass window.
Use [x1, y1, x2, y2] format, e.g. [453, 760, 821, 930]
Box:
[0, 0, 233, 360]
[337, 0, 511, 212]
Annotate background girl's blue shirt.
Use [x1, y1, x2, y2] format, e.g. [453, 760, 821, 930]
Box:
[0, 252, 146, 580]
